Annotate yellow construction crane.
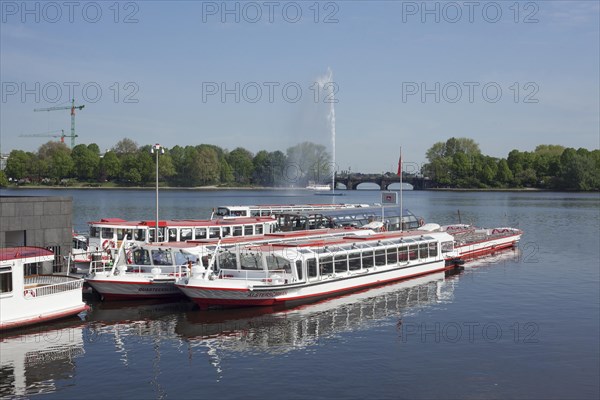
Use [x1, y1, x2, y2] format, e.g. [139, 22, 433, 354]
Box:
[34, 99, 84, 149]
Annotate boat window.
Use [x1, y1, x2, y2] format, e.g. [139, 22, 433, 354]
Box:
[419, 243, 429, 259]
[24, 262, 40, 276]
[0, 266, 13, 293]
[334, 254, 348, 273]
[398, 246, 408, 262]
[307, 258, 317, 278]
[101, 228, 113, 239]
[255, 224, 263, 234]
[117, 229, 125, 240]
[180, 228, 193, 241]
[90, 226, 100, 238]
[209, 227, 220, 239]
[348, 251, 361, 271]
[388, 217, 401, 231]
[265, 254, 292, 273]
[222, 227, 231, 237]
[319, 256, 333, 275]
[296, 260, 303, 281]
[240, 252, 262, 270]
[168, 229, 178, 242]
[362, 250, 374, 268]
[233, 226, 243, 237]
[429, 242, 438, 257]
[134, 229, 146, 241]
[73, 238, 88, 251]
[387, 247, 398, 264]
[441, 241, 453, 253]
[375, 250, 386, 266]
[133, 249, 151, 265]
[152, 249, 173, 266]
[149, 228, 165, 242]
[218, 251, 237, 270]
[408, 244, 418, 260]
[175, 251, 197, 266]
[244, 225, 253, 236]
[195, 228, 207, 240]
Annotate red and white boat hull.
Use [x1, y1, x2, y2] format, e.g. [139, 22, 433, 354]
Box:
[86, 279, 183, 301]
[455, 232, 521, 260]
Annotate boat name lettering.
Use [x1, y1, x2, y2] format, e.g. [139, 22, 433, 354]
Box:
[138, 287, 175, 292]
[248, 290, 287, 298]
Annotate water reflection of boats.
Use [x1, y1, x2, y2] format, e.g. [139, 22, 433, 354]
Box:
[0, 319, 85, 398]
[175, 272, 452, 352]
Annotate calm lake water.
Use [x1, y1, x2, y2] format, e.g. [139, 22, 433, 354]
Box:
[1, 188, 599, 399]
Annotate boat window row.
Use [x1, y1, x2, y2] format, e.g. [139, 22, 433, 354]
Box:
[90, 223, 274, 244]
[307, 241, 438, 277]
[214, 239, 441, 282]
[130, 248, 199, 266]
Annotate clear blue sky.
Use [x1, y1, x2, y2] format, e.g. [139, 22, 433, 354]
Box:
[1, 0, 598, 172]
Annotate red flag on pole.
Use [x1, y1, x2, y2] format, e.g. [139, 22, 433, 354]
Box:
[397, 150, 402, 176]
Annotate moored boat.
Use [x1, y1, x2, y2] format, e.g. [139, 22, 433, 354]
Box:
[85, 228, 377, 301]
[0, 247, 88, 331]
[420, 223, 523, 260]
[175, 230, 461, 308]
[71, 216, 280, 274]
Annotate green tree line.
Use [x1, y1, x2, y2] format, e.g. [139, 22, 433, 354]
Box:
[1, 139, 332, 188]
[422, 138, 600, 191]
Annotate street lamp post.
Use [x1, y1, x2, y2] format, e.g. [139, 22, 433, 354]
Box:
[150, 144, 164, 243]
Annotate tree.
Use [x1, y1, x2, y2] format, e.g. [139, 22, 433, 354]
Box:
[71, 144, 100, 180]
[423, 137, 482, 187]
[226, 147, 255, 184]
[35, 141, 73, 183]
[0, 170, 8, 187]
[100, 151, 121, 180]
[112, 138, 138, 155]
[49, 150, 74, 183]
[5, 150, 29, 180]
[496, 159, 513, 186]
[195, 146, 220, 185]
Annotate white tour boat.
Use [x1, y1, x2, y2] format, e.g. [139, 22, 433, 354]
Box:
[0, 247, 88, 331]
[85, 228, 377, 301]
[212, 203, 373, 219]
[305, 182, 332, 191]
[71, 216, 280, 273]
[176, 230, 461, 308]
[420, 223, 522, 260]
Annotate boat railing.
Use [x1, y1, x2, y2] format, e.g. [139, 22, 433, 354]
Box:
[23, 275, 84, 298]
[115, 264, 191, 277]
[90, 260, 112, 274]
[218, 268, 288, 283]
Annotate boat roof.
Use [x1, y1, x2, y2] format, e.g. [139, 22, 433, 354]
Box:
[88, 216, 276, 227]
[0, 247, 54, 262]
[244, 230, 452, 256]
[138, 228, 370, 250]
[219, 203, 372, 210]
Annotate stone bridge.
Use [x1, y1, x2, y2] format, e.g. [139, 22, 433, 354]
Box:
[335, 173, 436, 190]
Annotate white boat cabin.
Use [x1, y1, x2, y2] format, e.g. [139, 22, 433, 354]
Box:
[0, 247, 87, 330]
[210, 231, 457, 284]
[86, 217, 279, 254]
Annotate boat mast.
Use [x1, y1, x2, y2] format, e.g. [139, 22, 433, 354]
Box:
[399, 146, 403, 232]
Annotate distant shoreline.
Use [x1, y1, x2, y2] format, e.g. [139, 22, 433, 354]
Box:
[0, 185, 575, 192]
